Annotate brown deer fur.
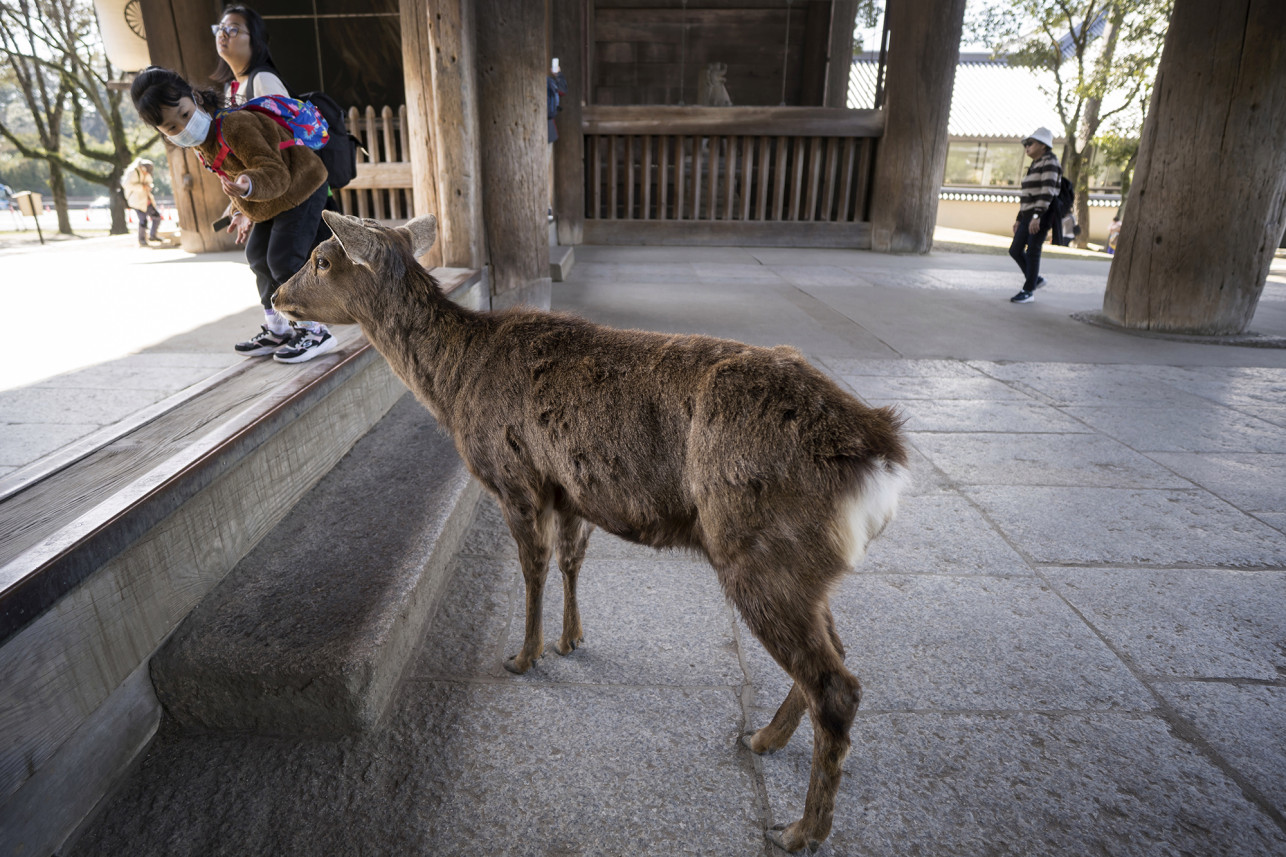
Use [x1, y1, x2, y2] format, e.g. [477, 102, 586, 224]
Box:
[273, 212, 909, 853]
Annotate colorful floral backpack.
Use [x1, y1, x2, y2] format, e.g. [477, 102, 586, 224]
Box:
[202, 94, 330, 178]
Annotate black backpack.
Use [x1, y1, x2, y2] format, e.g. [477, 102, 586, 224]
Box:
[1058, 176, 1075, 211]
[297, 90, 359, 190]
[244, 69, 360, 191]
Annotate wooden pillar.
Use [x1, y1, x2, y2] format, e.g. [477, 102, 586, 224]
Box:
[825, 1, 859, 109]
[1101, 0, 1286, 335]
[867, 0, 966, 253]
[417, 0, 486, 271]
[398, 0, 443, 268]
[140, 0, 238, 253]
[551, 0, 585, 246]
[476, 0, 551, 309]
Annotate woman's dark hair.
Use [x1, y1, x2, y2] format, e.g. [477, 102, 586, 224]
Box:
[131, 66, 221, 127]
[210, 5, 279, 87]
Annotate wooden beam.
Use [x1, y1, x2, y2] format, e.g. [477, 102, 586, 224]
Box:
[867, 0, 966, 252]
[583, 106, 884, 137]
[551, 0, 586, 244]
[1102, 0, 1286, 334]
[584, 219, 871, 249]
[424, 0, 485, 269]
[399, 0, 443, 266]
[826, 1, 859, 108]
[477, 0, 550, 307]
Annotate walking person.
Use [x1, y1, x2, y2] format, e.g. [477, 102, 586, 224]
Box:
[1009, 127, 1061, 304]
[120, 157, 162, 247]
[202, 4, 335, 361]
[130, 65, 336, 363]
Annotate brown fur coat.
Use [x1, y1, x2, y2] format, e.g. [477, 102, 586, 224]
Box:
[195, 109, 327, 222]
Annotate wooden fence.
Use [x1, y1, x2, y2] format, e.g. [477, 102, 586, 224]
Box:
[580, 106, 884, 247]
[335, 105, 413, 223]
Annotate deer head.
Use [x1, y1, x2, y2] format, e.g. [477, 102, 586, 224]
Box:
[273, 211, 439, 326]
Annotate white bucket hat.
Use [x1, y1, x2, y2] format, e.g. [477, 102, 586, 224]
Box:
[1023, 127, 1054, 148]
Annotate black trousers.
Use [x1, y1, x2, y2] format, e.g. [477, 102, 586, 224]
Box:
[245, 183, 329, 311]
[1008, 210, 1053, 292]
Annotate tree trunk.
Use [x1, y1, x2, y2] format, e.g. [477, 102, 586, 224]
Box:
[868, 0, 967, 253]
[1074, 8, 1122, 248]
[1101, 0, 1286, 335]
[476, 0, 549, 310]
[48, 162, 71, 235]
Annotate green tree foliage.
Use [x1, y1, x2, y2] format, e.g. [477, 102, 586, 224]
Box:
[0, 0, 160, 234]
[971, 0, 1170, 246]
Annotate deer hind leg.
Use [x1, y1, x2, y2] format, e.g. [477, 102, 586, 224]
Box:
[746, 609, 848, 756]
[739, 591, 859, 853]
[553, 511, 593, 656]
[501, 499, 555, 675]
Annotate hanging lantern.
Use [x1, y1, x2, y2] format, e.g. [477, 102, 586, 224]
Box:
[92, 0, 150, 73]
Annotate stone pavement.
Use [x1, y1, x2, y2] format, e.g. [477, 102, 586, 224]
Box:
[21, 237, 1286, 855]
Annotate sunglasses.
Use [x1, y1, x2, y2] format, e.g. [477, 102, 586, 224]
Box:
[211, 24, 243, 39]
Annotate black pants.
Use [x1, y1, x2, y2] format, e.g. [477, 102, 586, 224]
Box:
[246, 183, 329, 311]
[133, 205, 161, 243]
[1009, 210, 1052, 292]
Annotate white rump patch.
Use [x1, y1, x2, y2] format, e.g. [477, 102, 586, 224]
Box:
[833, 459, 910, 568]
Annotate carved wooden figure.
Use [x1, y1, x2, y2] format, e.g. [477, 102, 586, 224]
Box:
[273, 212, 909, 853]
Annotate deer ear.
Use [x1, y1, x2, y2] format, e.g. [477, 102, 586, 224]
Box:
[399, 214, 438, 258]
[323, 209, 380, 268]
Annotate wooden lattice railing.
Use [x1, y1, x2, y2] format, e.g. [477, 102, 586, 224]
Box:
[336, 105, 413, 222]
[582, 106, 883, 236]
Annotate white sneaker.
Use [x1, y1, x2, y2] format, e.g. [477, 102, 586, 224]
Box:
[273, 328, 338, 363]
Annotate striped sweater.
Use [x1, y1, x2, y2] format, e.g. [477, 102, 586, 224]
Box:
[1018, 151, 1062, 223]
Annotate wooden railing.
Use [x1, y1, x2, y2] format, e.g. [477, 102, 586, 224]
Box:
[337, 105, 413, 222]
[581, 106, 883, 246]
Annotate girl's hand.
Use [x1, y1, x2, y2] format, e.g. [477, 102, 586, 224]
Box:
[1028, 217, 1041, 235]
[1012, 221, 1019, 235]
[220, 174, 252, 199]
[229, 211, 252, 245]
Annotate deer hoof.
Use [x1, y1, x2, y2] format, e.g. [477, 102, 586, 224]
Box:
[503, 653, 538, 675]
[765, 822, 821, 854]
[554, 635, 583, 656]
[743, 729, 784, 755]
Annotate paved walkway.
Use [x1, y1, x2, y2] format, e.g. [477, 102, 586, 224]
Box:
[14, 235, 1286, 855]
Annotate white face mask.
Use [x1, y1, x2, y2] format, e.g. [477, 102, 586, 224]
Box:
[166, 106, 212, 148]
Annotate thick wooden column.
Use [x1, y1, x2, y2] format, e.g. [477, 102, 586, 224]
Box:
[140, 0, 238, 253]
[551, 0, 585, 246]
[398, 0, 443, 268]
[476, 0, 551, 309]
[1101, 0, 1286, 335]
[825, 1, 859, 109]
[417, 0, 486, 271]
[867, 0, 966, 253]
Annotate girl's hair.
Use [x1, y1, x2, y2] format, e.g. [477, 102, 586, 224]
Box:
[210, 5, 280, 88]
[131, 67, 221, 127]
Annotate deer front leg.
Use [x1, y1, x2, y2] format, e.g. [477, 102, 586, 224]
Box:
[553, 512, 593, 656]
[502, 501, 554, 675]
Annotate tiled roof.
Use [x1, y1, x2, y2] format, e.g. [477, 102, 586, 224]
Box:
[849, 52, 1066, 140]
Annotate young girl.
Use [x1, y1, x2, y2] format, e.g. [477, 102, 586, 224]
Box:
[130, 66, 336, 363]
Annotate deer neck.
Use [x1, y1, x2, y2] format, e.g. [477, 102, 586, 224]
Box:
[359, 280, 480, 430]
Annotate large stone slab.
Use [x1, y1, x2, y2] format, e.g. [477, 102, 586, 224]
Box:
[1061, 405, 1286, 453]
[911, 431, 1191, 488]
[967, 486, 1286, 567]
[758, 713, 1286, 857]
[863, 493, 1034, 576]
[1045, 568, 1286, 681]
[844, 375, 1034, 402]
[969, 361, 1220, 408]
[874, 399, 1092, 433]
[1147, 452, 1286, 513]
[741, 575, 1151, 717]
[66, 682, 766, 857]
[1159, 683, 1286, 816]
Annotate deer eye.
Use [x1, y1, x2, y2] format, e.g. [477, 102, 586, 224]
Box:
[316, 255, 330, 271]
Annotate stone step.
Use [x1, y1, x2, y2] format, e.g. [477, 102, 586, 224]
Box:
[151, 394, 481, 737]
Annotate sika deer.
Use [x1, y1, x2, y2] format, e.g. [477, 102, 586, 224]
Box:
[273, 211, 909, 853]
